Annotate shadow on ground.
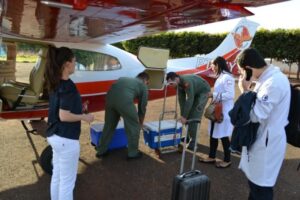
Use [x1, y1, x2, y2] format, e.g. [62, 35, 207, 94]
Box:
[1, 142, 299, 200]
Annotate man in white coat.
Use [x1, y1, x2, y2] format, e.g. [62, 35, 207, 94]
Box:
[237, 48, 291, 200]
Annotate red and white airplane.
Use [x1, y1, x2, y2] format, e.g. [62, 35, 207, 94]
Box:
[0, 0, 286, 174]
[1, 0, 282, 121]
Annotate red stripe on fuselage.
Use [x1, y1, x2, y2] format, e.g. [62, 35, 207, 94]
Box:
[74, 48, 239, 98]
[75, 80, 116, 95]
[223, 48, 239, 60]
[0, 50, 238, 120]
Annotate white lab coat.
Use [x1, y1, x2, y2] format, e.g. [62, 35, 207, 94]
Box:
[208, 72, 235, 138]
[239, 65, 291, 187]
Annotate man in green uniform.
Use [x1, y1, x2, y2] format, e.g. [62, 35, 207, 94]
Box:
[96, 72, 149, 160]
[166, 72, 210, 150]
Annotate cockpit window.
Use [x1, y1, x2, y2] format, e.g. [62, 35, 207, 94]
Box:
[73, 49, 121, 71]
[0, 42, 41, 84]
[0, 45, 7, 61]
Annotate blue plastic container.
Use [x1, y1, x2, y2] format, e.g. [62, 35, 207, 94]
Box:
[143, 120, 182, 149]
[90, 122, 128, 150]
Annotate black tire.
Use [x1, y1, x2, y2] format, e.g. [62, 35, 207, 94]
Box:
[40, 145, 53, 175]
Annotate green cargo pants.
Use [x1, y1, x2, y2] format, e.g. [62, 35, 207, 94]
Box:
[97, 101, 140, 157]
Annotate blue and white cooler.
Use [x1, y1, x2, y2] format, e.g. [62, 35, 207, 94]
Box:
[143, 120, 182, 149]
[90, 121, 128, 150]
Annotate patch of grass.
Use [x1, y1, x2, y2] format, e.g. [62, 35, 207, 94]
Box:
[0, 55, 37, 63]
[17, 55, 38, 63]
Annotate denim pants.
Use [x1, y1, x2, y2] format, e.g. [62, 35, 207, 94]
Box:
[47, 134, 80, 200]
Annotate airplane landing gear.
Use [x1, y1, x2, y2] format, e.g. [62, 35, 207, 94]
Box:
[20, 119, 53, 175]
[40, 145, 53, 175]
[21, 120, 38, 134]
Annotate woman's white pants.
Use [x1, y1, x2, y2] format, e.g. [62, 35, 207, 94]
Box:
[47, 134, 80, 200]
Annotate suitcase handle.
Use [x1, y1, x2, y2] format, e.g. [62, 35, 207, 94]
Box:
[179, 170, 201, 178]
[161, 82, 178, 121]
[180, 119, 201, 174]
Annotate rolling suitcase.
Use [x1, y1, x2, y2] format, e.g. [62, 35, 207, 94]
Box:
[171, 119, 210, 200]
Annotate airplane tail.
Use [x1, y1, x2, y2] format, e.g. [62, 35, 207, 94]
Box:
[167, 18, 259, 75]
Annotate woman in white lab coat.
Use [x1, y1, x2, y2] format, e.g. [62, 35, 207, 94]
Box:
[199, 56, 235, 168]
[237, 48, 290, 200]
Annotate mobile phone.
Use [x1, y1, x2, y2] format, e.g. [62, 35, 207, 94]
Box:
[245, 68, 252, 81]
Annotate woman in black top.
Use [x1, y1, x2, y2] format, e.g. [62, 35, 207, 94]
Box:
[45, 46, 94, 200]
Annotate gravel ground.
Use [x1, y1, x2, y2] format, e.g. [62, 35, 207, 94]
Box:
[1, 83, 300, 200]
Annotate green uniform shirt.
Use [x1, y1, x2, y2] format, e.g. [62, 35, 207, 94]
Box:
[107, 77, 148, 118]
[178, 75, 210, 118]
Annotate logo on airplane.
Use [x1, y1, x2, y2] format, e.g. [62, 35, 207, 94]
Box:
[232, 26, 252, 49]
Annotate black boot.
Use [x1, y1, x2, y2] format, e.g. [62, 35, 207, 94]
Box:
[127, 151, 143, 160]
[95, 150, 109, 159]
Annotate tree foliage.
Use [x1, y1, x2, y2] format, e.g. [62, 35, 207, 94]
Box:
[119, 31, 226, 58]
[15, 29, 300, 79]
[113, 29, 300, 79]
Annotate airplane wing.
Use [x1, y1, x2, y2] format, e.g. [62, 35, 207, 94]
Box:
[0, 0, 288, 44]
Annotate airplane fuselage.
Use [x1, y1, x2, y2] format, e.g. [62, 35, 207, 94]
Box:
[0, 41, 214, 120]
[0, 18, 259, 120]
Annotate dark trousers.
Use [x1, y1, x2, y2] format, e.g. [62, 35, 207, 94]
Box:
[208, 122, 231, 162]
[248, 180, 273, 200]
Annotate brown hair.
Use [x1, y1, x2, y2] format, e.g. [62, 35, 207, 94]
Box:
[45, 46, 74, 92]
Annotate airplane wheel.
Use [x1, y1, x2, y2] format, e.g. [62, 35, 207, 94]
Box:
[40, 145, 53, 175]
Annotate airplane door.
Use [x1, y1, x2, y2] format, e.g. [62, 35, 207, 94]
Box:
[137, 46, 169, 90]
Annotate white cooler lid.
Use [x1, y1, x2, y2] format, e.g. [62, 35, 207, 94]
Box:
[143, 120, 182, 132]
[91, 121, 124, 132]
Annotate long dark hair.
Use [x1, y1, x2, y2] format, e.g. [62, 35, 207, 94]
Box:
[45, 46, 74, 92]
[212, 56, 231, 76]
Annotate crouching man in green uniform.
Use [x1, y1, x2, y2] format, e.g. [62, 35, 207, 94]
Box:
[96, 72, 149, 160]
[166, 72, 210, 150]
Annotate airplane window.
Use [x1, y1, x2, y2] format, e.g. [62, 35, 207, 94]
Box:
[0, 45, 7, 60]
[0, 42, 41, 84]
[73, 49, 121, 71]
[103, 56, 121, 71]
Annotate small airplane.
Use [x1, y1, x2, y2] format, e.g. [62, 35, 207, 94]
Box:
[0, 0, 283, 174]
[0, 18, 258, 120]
[1, 0, 287, 120]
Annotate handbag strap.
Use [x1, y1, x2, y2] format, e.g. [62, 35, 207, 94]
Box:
[213, 93, 222, 103]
